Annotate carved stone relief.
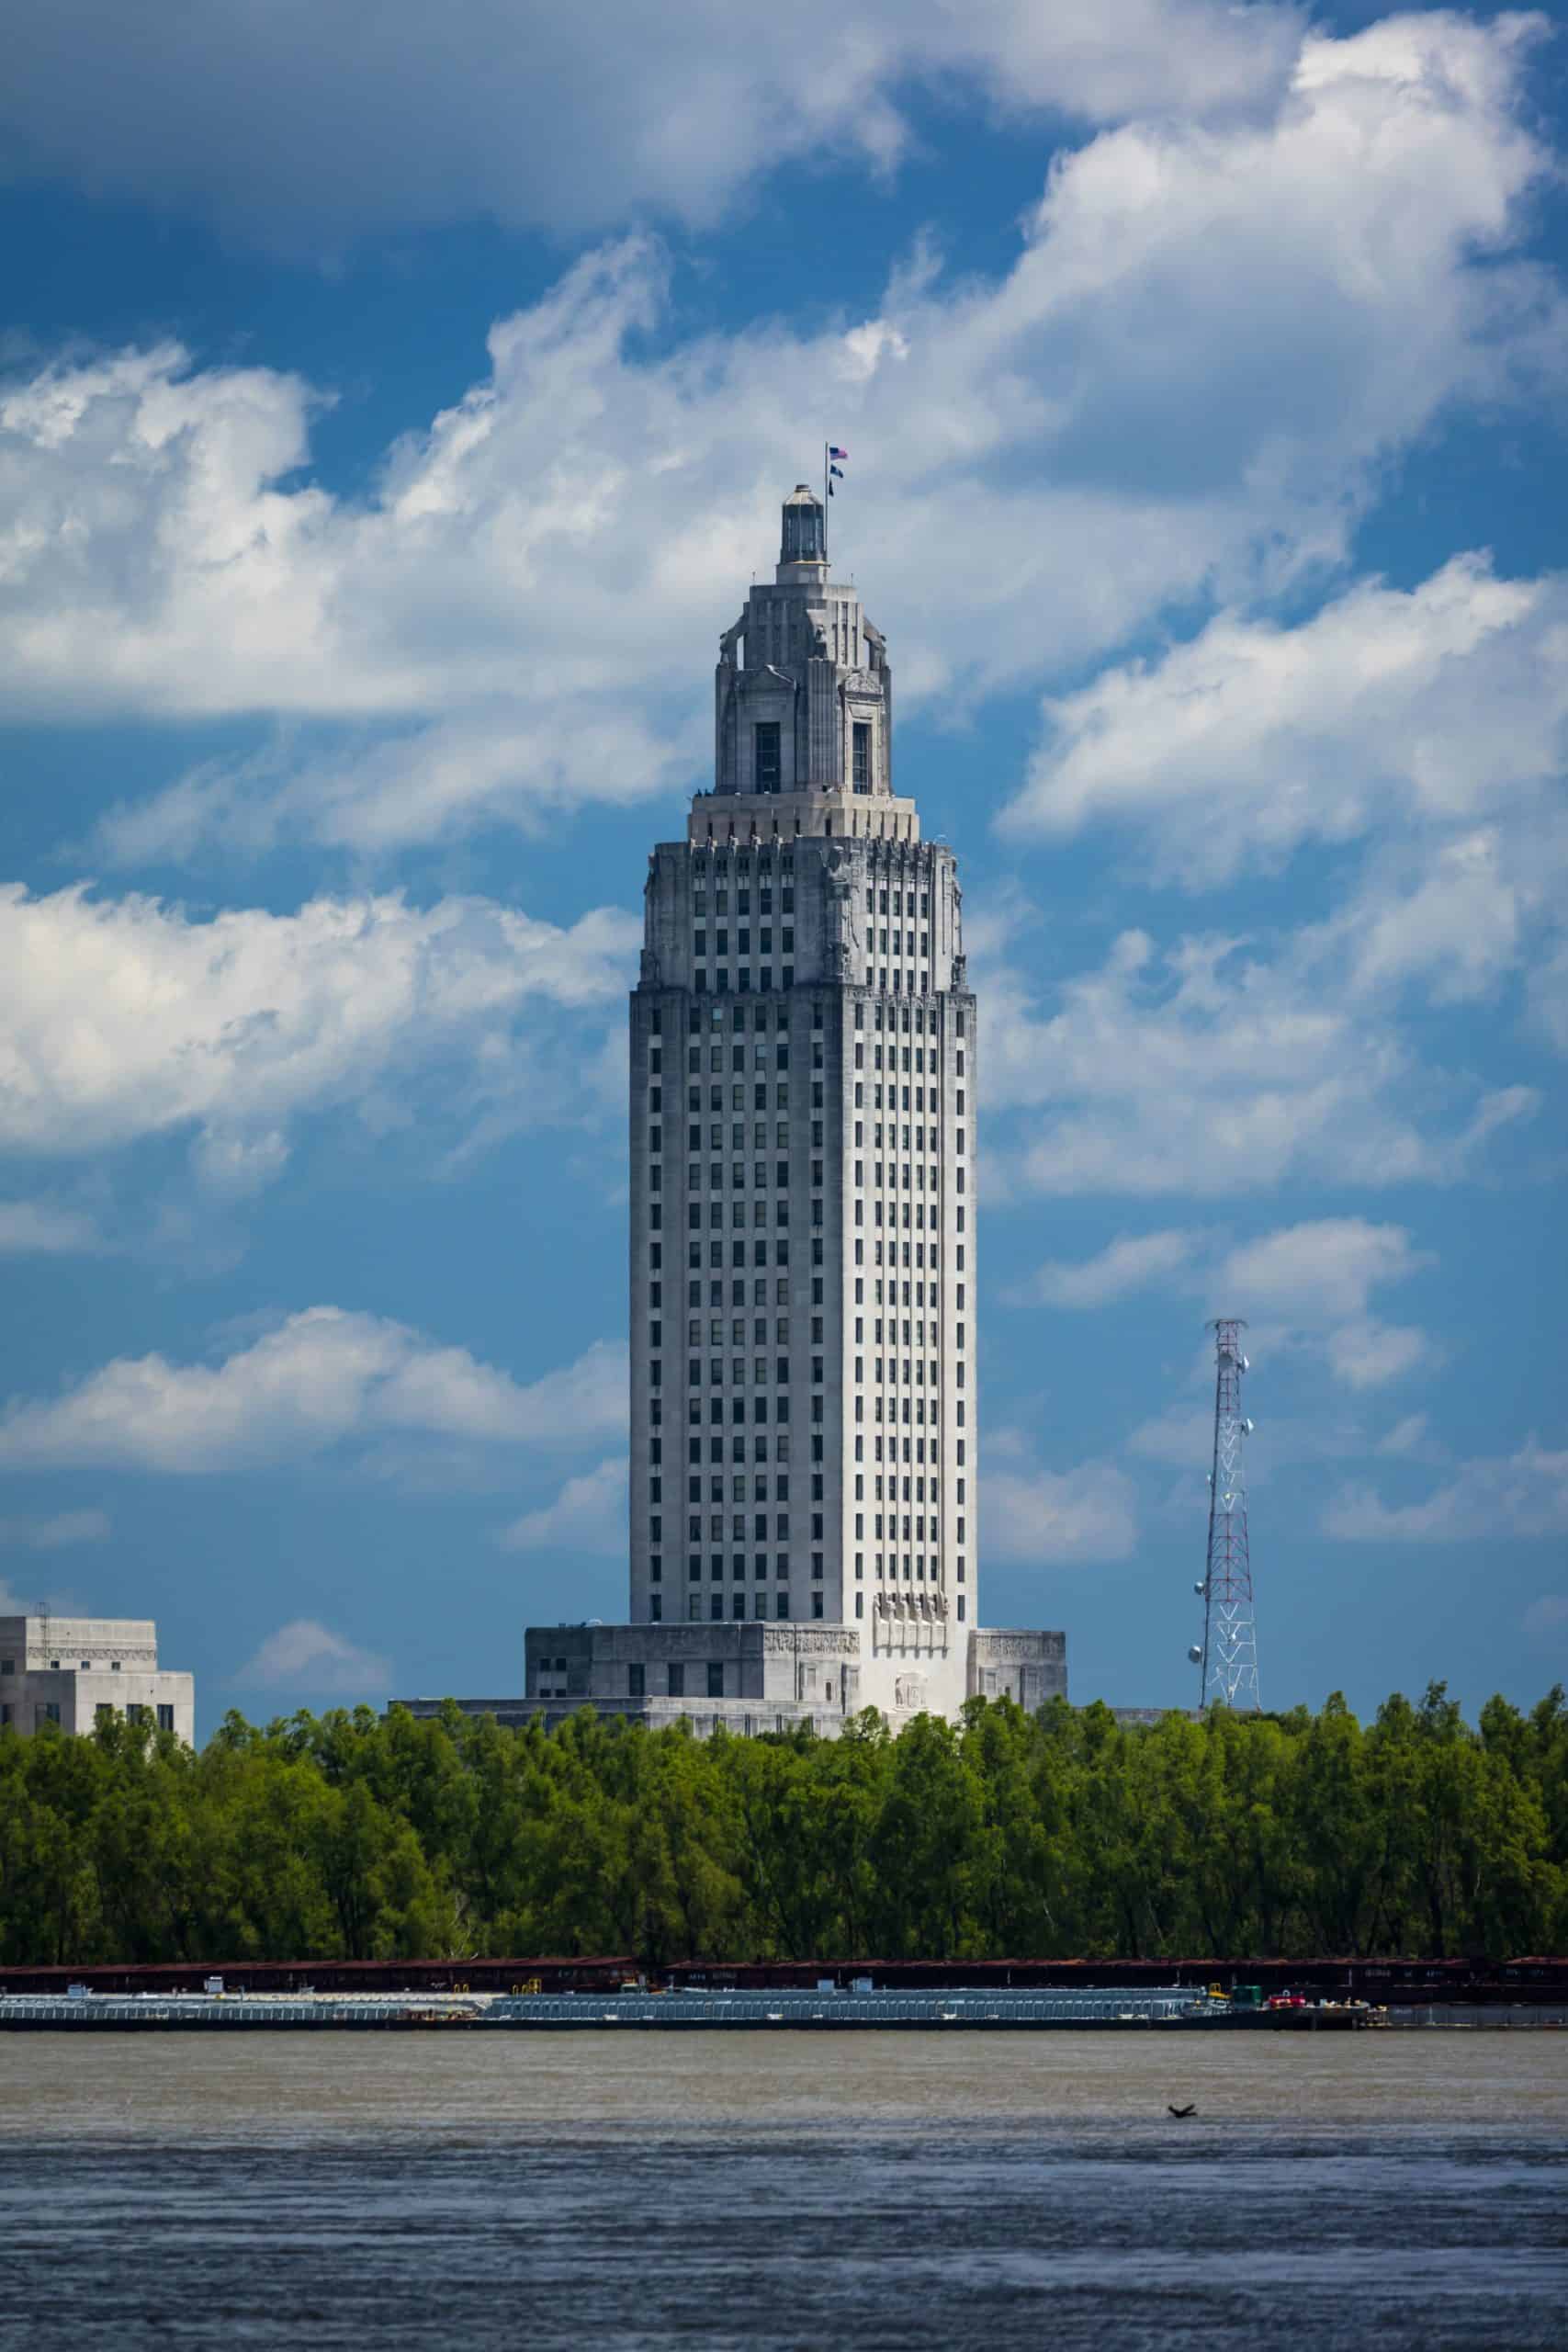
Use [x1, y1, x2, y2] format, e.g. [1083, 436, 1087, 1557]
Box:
[762, 1626, 859, 1657]
[971, 1633, 1063, 1662]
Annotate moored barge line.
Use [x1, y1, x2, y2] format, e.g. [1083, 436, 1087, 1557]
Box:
[0, 1987, 1382, 2032]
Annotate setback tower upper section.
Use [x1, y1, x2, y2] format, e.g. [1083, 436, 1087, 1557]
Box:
[709, 485, 908, 831]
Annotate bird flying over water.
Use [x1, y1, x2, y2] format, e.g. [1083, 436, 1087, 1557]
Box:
[1168, 2103, 1197, 2119]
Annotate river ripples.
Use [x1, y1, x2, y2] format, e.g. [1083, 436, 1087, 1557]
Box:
[6, 2030, 1565, 2348]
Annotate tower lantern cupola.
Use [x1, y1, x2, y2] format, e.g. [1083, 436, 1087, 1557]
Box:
[781, 483, 826, 565]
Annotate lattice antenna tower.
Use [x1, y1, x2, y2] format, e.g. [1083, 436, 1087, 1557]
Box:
[1188, 1318, 1260, 1711]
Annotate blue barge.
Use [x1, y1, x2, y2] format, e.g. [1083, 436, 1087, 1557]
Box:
[0, 1984, 1377, 2030]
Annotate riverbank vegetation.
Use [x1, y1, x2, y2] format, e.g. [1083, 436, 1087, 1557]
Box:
[2, 1687, 1564, 1968]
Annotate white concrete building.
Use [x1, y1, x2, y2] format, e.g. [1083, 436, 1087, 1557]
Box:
[0, 1612, 195, 1743]
[400, 487, 1064, 1736]
[633, 484, 988, 1720]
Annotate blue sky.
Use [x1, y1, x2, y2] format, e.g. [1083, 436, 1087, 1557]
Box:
[2, 1, 1565, 1730]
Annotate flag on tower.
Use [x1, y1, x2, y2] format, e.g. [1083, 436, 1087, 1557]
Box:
[829, 446, 848, 459]
[826, 442, 849, 497]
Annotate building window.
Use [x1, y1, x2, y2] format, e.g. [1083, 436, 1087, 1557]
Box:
[956, 1596, 966, 1623]
[707, 1661, 725, 1698]
[852, 721, 870, 792]
[755, 722, 782, 793]
[628, 1664, 646, 1698]
[812, 1592, 824, 1619]
[669, 1663, 685, 1697]
[650, 1594, 663, 1621]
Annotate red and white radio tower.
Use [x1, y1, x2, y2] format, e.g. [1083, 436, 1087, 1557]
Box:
[1190, 1318, 1260, 1711]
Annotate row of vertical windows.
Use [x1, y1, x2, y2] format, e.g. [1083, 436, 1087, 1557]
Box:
[689, 1001, 798, 1032]
[689, 1318, 791, 1344]
[685, 1592, 823, 1620]
[693, 885, 795, 915]
[695, 968, 794, 993]
[693, 930, 795, 958]
[690, 848, 795, 880]
[688, 1475, 791, 1500]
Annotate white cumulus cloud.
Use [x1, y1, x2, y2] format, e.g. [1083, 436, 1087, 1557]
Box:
[981, 927, 1538, 1199]
[0, 885, 637, 1182]
[1213, 1220, 1429, 1324]
[1010, 1219, 1439, 1392]
[0, 16, 1557, 854]
[0, 1310, 627, 1475]
[499, 1457, 627, 1555]
[1010, 1230, 1194, 1308]
[233, 1618, 390, 1696]
[0, 0, 1304, 253]
[1005, 555, 1568, 879]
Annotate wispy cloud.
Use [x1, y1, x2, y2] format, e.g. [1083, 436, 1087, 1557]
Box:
[0, 1200, 101, 1255]
[1010, 1216, 1438, 1392]
[1009, 1230, 1194, 1309]
[499, 1458, 627, 1555]
[233, 1619, 390, 1697]
[984, 1430, 1138, 1566]
[0, 1509, 110, 1551]
[1324, 1442, 1568, 1544]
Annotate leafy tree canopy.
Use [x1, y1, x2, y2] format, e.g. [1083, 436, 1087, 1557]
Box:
[1, 1684, 1564, 1969]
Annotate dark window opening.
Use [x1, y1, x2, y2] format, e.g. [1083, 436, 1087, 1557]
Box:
[755, 723, 782, 794]
[852, 721, 870, 792]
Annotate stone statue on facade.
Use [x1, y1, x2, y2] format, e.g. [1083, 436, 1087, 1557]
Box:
[824, 846, 861, 979]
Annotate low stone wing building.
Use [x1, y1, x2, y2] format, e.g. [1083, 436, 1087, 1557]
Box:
[0, 1613, 195, 1743]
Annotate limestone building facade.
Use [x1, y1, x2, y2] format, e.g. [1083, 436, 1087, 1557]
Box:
[0, 1612, 195, 1743]
[398, 487, 1065, 1737]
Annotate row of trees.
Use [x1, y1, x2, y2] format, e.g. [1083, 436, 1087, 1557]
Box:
[2, 1684, 1565, 1968]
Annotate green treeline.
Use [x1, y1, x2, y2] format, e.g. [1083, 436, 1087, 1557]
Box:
[2, 1684, 1565, 1970]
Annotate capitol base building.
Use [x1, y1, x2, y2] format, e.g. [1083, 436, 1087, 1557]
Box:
[400, 488, 1065, 1738]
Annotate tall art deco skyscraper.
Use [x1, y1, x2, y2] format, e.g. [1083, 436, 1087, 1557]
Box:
[396, 486, 1066, 1733]
[626, 486, 987, 1722]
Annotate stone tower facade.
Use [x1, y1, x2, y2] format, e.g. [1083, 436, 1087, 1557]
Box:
[627, 486, 977, 1721]
[395, 488, 1066, 1737]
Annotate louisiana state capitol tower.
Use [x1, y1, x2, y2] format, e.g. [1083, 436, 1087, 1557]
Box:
[398, 487, 1066, 1732]
[620, 485, 1063, 1725]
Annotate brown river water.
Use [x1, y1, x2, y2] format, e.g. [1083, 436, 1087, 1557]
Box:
[5, 2030, 1565, 2348]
